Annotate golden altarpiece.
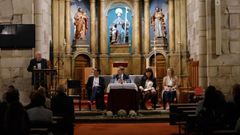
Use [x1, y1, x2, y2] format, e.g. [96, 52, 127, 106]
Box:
[52, 0, 190, 100]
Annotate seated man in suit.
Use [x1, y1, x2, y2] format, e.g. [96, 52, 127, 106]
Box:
[86, 68, 106, 110]
[112, 66, 131, 83]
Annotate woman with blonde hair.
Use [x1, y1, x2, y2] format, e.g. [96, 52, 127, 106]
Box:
[162, 68, 178, 110]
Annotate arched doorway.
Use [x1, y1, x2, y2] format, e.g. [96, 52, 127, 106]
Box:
[74, 54, 91, 99]
[150, 53, 167, 90]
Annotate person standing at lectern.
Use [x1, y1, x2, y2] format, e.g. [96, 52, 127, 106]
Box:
[112, 66, 131, 83]
[27, 52, 48, 89]
[86, 68, 106, 111]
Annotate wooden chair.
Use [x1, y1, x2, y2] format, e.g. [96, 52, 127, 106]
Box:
[67, 79, 81, 111]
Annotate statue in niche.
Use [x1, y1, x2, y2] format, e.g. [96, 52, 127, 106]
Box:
[74, 7, 88, 40]
[151, 8, 166, 39]
[110, 8, 130, 44]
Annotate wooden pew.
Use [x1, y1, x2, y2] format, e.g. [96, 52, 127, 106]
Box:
[29, 116, 64, 135]
[29, 121, 52, 135]
[212, 130, 238, 135]
[169, 103, 197, 134]
[170, 103, 239, 135]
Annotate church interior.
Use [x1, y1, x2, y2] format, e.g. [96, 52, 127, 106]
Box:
[1, 0, 240, 134]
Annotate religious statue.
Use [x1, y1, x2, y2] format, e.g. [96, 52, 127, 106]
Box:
[110, 8, 130, 44]
[74, 7, 88, 40]
[151, 8, 167, 39]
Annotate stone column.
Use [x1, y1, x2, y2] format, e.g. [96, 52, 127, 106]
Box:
[59, 1, 65, 51]
[52, 0, 59, 53]
[168, 0, 175, 52]
[199, 0, 207, 88]
[90, 0, 96, 55]
[180, 0, 188, 87]
[99, 0, 108, 55]
[144, 0, 150, 55]
[64, 0, 72, 79]
[99, 0, 109, 74]
[146, 57, 150, 68]
[132, 0, 141, 54]
[34, 0, 44, 55]
[169, 0, 181, 76]
[132, 0, 141, 74]
[92, 58, 96, 68]
[174, 0, 180, 53]
[65, 0, 71, 54]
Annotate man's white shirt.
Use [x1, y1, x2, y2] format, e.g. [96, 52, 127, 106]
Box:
[93, 76, 100, 87]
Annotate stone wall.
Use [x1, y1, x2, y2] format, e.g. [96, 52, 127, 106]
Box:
[187, 0, 240, 93]
[0, 0, 51, 105]
[207, 0, 240, 93]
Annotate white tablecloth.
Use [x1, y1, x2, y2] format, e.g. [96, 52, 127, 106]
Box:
[106, 83, 138, 93]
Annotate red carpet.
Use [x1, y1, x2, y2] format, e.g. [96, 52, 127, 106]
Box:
[74, 123, 178, 135]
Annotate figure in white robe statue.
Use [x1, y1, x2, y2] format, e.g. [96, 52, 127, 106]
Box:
[110, 8, 130, 44]
[151, 8, 166, 39]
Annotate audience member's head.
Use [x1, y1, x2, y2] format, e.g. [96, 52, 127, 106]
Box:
[8, 85, 15, 91]
[203, 85, 226, 110]
[145, 68, 154, 79]
[56, 85, 66, 94]
[232, 84, 240, 105]
[5, 88, 20, 103]
[38, 86, 47, 97]
[203, 85, 217, 108]
[215, 90, 226, 107]
[31, 92, 46, 107]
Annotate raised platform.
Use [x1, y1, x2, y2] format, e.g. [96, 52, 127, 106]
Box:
[73, 99, 169, 123]
[74, 109, 169, 123]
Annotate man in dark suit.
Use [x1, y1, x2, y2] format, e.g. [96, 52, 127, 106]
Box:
[27, 52, 48, 89]
[112, 66, 131, 83]
[86, 68, 105, 110]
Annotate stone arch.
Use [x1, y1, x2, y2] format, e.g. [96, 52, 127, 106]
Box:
[105, 1, 133, 16]
[148, 50, 167, 60]
[149, 52, 167, 90]
[73, 52, 92, 60]
[73, 53, 91, 99]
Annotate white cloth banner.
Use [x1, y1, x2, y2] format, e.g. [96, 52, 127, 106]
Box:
[106, 83, 138, 93]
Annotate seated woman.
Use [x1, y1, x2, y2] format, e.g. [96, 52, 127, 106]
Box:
[139, 68, 157, 110]
[162, 68, 178, 110]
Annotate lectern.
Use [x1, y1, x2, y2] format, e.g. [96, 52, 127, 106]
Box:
[32, 69, 57, 90]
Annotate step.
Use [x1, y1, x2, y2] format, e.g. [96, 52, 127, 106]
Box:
[74, 109, 169, 116]
[75, 114, 169, 123]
